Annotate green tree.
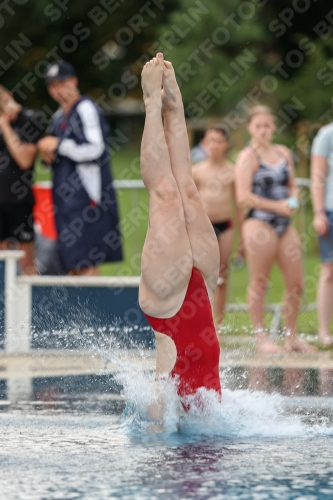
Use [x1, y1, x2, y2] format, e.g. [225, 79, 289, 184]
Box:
[0, 0, 178, 110]
[157, 0, 333, 123]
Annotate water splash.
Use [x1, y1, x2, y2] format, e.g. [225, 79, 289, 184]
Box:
[181, 388, 304, 438]
[30, 317, 333, 439]
[102, 345, 333, 439]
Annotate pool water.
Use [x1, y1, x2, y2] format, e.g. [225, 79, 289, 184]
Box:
[1, 393, 333, 500]
[1, 362, 333, 499]
[0, 406, 333, 500]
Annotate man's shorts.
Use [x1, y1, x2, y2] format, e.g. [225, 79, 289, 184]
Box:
[0, 204, 34, 243]
[319, 211, 333, 262]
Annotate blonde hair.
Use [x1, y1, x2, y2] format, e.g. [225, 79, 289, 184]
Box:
[247, 105, 275, 124]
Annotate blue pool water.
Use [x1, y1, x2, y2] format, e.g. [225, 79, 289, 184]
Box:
[1, 362, 333, 500]
[0, 405, 332, 500]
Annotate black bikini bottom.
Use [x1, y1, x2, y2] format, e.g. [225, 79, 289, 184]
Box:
[211, 219, 233, 238]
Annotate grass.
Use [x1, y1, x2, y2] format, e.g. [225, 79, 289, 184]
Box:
[34, 148, 330, 335]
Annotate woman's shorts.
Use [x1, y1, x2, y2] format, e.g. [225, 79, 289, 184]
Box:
[319, 211, 333, 262]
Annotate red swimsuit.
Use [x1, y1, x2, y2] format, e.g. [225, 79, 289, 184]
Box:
[143, 268, 221, 401]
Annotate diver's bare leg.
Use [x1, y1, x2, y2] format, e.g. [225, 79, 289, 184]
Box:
[139, 53, 192, 319]
[161, 61, 219, 296]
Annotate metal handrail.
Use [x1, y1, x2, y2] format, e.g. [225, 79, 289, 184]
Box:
[113, 178, 309, 189]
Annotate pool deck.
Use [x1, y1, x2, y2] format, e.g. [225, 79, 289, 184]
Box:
[0, 342, 333, 379]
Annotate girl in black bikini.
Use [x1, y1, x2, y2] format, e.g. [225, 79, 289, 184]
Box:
[235, 105, 316, 353]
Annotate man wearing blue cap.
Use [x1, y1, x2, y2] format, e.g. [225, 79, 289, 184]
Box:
[38, 61, 123, 275]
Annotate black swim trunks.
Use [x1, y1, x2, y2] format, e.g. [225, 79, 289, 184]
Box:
[0, 204, 34, 242]
[212, 219, 233, 237]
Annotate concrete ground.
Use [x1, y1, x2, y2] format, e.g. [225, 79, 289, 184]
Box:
[0, 343, 332, 379]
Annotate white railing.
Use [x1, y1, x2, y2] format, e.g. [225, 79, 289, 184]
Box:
[115, 179, 312, 188]
[1, 250, 141, 353]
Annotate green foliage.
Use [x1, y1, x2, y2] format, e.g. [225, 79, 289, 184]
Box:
[277, 37, 333, 121]
[157, 0, 268, 115]
[1, 0, 332, 123]
[0, 0, 177, 109]
[156, 0, 333, 121]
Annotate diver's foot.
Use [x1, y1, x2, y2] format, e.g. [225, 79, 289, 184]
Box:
[161, 60, 181, 113]
[257, 336, 283, 354]
[147, 422, 166, 434]
[318, 333, 333, 347]
[141, 53, 164, 105]
[284, 336, 317, 353]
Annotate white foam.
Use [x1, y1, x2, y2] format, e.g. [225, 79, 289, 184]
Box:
[104, 348, 333, 438]
[181, 388, 304, 438]
[79, 331, 333, 439]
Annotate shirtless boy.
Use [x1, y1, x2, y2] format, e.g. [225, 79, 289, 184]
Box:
[193, 128, 242, 330]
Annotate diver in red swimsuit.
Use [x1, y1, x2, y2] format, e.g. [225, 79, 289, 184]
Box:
[139, 53, 221, 412]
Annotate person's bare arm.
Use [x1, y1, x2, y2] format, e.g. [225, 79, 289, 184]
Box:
[0, 116, 37, 170]
[311, 155, 327, 213]
[277, 144, 298, 198]
[37, 136, 60, 164]
[235, 148, 294, 217]
[311, 154, 329, 236]
[230, 179, 245, 254]
[231, 166, 245, 228]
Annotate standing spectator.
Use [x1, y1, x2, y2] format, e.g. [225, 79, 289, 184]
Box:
[235, 105, 315, 353]
[0, 86, 43, 274]
[193, 126, 243, 330]
[311, 123, 333, 346]
[38, 61, 122, 275]
[190, 131, 209, 164]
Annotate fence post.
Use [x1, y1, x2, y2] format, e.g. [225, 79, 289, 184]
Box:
[3, 251, 31, 353]
[7, 377, 33, 402]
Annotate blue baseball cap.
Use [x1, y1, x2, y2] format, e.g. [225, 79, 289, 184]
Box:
[44, 61, 76, 85]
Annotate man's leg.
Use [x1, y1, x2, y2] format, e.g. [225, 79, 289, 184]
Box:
[2, 204, 36, 275]
[0, 240, 36, 275]
[18, 242, 36, 275]
[214, 228, 233, 330]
